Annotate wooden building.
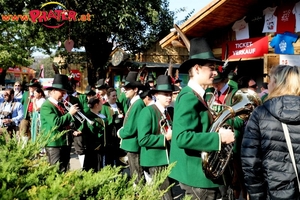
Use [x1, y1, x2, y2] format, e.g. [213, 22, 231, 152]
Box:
[157, 0, 300, 87]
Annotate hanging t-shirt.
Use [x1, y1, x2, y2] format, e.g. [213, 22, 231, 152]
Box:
[277, 4, 295, 34]
[262, 7, 278, 33]
[232, 17, 249, 40]
[292, 1, 300, 32]
[245, 13, 265, 38]
[270, 32, 298, 54]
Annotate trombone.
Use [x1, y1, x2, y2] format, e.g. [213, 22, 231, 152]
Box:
[63, 100, 94, 125]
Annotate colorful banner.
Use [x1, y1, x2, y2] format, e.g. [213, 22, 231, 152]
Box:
[222, 36, 269, 60]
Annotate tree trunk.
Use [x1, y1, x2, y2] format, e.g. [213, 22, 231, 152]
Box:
[84, 37, 113, 86]
[0, 69, 7, 88]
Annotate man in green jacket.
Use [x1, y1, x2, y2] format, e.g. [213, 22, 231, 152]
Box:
[205, 69, 247, 200]
[138, 75, 173, 199]
[117, 71, 146, 183]
[169, 38, 235, 199]
[40, 74, 79, 172]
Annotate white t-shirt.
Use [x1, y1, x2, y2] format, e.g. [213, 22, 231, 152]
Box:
[232, 17, 249, 40]
[262, 7, 278, 33]
[36, 98, 46, 109]
[293, 1, 300, 32]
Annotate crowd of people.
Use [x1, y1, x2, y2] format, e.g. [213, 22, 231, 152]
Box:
[1, 38, 300, 200]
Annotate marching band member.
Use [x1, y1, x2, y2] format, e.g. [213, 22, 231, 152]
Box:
[40, 74, 79, 173]
[169, 38, 235, 199]
[95, 78, 108, 104]
[101, 87, 126, 166]
[205, 68, 247, 199]
[138, 75, 173, 200]
[117, 71, 146, 183]
[82, 97, 106, 172]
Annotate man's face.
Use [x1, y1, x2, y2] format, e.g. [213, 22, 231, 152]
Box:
[14, 83, 21, 92]
[4, 90, 13, 102]
[52, 89, 66, 100]
[124, 87, 136, 99]
[29, 86, 37, 93]
[196, 63, 218, 85]
[155, 92, 172, 108]
[248, 79, 257, 91]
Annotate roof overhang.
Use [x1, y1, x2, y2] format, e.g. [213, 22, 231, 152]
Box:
[159, 0, 260, 48]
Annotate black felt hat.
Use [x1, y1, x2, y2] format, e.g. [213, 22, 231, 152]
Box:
[213, 65, 231, 84]
[28, 78, 42, 88]
[147, 73, 155, 82]
[180, 38, 223, 73]
[152, 75, 173, 92]
[124, 71, 144, 89]
[46, 74, 72, 91]
[84, 85, 96, 96]
[95, 78, 108, 90]
[175, 79, 182, 83]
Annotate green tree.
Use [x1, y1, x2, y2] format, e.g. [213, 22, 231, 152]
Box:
[0, 0, 175, 85]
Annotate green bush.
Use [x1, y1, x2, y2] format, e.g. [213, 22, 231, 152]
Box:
[0, 131, 176, 200]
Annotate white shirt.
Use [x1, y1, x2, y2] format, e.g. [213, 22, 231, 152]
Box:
[232, 17, 249, 40]
[262, 7, 278, 33]
[48, 97, 59, 105]
[187, 79, 205, 98]
[130, 95, 140, 105]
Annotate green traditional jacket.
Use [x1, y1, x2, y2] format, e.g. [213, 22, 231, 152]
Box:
[77, 94, 89, 114]
[119, 98, 145, 152]
[116, 87, 128, 114]
[83, 110, 105, 150]
[169, 86, 220, 188]
[138, 104, 169, 167]
[205, 85, 245, 154]
[21, 91, 30, 118]
[40, 99, 75, 147]
[101, 102, 124, 126]
[261, 93, 268, 103]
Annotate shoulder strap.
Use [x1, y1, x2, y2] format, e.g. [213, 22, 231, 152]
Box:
[151, 104, 163, 135]
[281, 122, 300, 192]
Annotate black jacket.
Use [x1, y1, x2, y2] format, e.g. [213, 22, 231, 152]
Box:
[241, 95, 300, 200]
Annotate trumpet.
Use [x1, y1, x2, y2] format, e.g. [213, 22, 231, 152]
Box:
[63, 100, 94, 125]
[159, 116, 172, 135]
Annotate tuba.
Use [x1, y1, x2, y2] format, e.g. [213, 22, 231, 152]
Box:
[202, 88, 262, 180]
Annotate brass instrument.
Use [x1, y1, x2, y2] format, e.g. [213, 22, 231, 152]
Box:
[159, 114, 172, 135]
[63, 100, 94, 125]
[201, 88, 262, 180]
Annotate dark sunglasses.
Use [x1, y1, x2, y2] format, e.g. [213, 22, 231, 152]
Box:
[249, 84, 257, 89]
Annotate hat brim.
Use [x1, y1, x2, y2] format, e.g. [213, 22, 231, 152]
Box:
[85, 91, 96, 96]
[124, 81, 144, 89]
[46, 86, 70, 92]
[180, 58, 224, 73]
[28, 83, 42, 87]
[96, 85, 108, 89]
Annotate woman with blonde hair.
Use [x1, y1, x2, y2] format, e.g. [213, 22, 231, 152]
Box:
[241, 65, 300, 199]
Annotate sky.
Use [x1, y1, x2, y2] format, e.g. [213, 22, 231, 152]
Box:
[33, 0, 213, 57]
[168, 0, 213, 21]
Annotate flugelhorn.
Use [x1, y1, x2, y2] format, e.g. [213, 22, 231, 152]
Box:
[63, 100, 94, 125]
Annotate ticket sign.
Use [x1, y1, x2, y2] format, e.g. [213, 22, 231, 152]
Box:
[70, 69, 81, 81]
[222, 36, 269, 60]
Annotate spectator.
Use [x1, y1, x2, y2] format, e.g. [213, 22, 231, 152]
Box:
[241, 65, 300, 199]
